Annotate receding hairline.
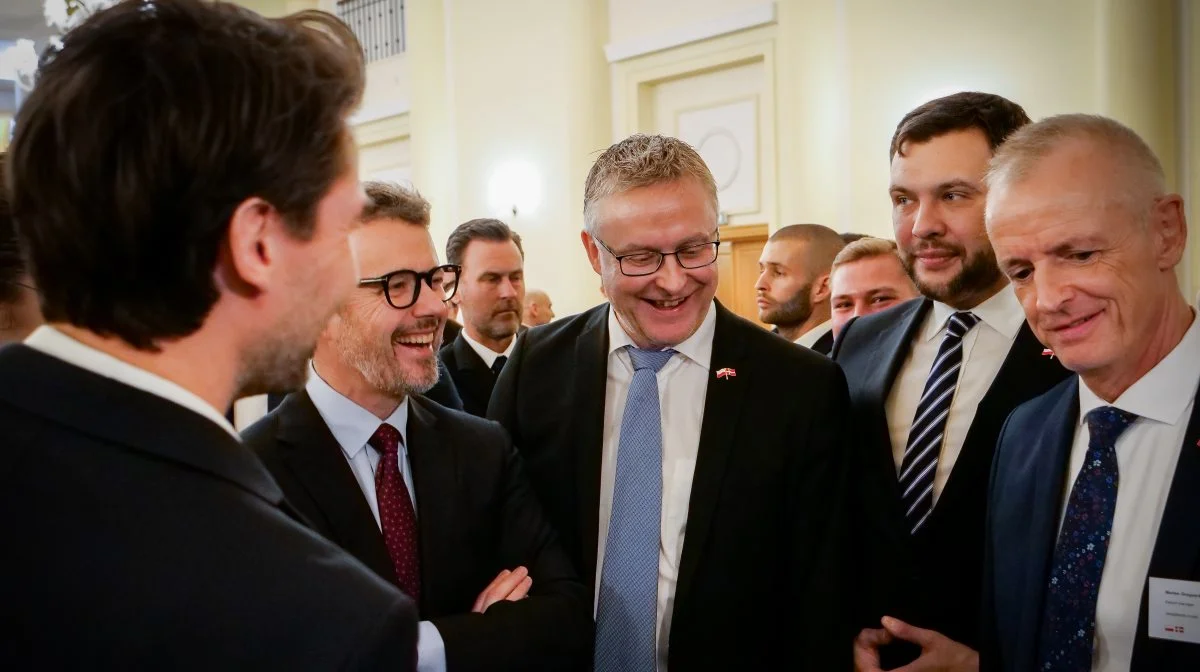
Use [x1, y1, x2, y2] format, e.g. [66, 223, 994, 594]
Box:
[985, 114, 1167, 221]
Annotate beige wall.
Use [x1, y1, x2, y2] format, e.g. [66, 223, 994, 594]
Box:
[410, 0, 611, 317]
[1184, 0, 1200, 298]
[774, 0, 1181, 240]
[608, 0, 767, 47]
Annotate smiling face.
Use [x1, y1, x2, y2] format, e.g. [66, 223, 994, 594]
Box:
[322, 217, 448, 399]
[583, 177, 718, 349]
[890, 128, 1007, 309]
[830, 253, 919, 336]
[987, 138, 1189, 398]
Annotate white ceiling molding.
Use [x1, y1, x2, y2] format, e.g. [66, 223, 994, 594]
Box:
[604, 1, 777, 64]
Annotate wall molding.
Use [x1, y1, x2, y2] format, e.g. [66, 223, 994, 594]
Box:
[604, 1, 776, 64]
[353, 110, 411, 148]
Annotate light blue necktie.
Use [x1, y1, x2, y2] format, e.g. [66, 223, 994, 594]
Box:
[594, 346, 676, 672]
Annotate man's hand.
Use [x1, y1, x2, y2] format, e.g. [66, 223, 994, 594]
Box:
[471, 566, 532, 613]
[854, 617, 978, 672]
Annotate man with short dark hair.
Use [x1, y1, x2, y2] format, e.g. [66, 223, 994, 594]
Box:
[0, 153, 42, 344]
[837, 92, 1069, 671]
[755, 223, 846, 354]
[441, 218, 526, 415]
[245, 182, 591, 671]
[0, 1, 417, 667]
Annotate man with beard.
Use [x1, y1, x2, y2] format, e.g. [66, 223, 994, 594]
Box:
[441, 218, 526, 416]
[833, 92, 1070, 672]
[244, 182, 590, 672]
[0, 1, 418, 667]
[490, 134, 852, 670]
[755, 223, 846, 353]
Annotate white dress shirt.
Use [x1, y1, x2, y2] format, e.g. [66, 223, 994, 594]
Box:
[24, 326, 239, 439]
[596, 302, 715, 672]
[1064, 309, 1199, 671]
[305, 367, 444, 672]
[886, 287, 1025, 503]
[794, 318, 833, 349]
[461, 329, 516, 369]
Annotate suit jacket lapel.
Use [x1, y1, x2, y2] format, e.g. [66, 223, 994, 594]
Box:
[453, 334, 497, 410]
[407, 398, 459, 613]
[573, 306, 610, 590]
[1010, 379, 1078, 669]
[938, 323, 1067, 515]
[275, 391, 398, 585]
[1132, 375, 1200, 667]
[674, 303, 750, 607]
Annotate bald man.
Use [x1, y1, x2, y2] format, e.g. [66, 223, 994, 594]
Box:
[523, 289, 555, 327]
[755, 224, 846, 354]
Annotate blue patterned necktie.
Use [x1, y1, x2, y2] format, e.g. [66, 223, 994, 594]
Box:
[594, 346, 676, 672]
[898, 311, 980, 533]
[1037, 406, 1138, 671]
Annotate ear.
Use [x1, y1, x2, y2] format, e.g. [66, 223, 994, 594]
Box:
[223, 196, 285, 292]
[582, 230, 602, 275]
[1151, 194, 1188, 271]
[812, 272, 833, 304]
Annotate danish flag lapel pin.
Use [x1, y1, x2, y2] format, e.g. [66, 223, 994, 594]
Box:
[716, 367, 736, 380]
[1042, 348, 1055, 359]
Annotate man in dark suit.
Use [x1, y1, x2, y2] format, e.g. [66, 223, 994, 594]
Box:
[755, 223, 845, 354]
[441, 218, 526, 415]
[489, 134, 853, 670]
[982, 116, 1199, 671]
[0, 1, 417, 667]
[244, 182, 590, 671]
[837, 92, 1069, 671]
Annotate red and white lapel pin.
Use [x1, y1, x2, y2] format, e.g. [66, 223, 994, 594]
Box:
[716, 367, 736, 380]
[1042, 348, 1055, 359]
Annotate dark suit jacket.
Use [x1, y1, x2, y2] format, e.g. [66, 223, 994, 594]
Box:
[444, 319, 463, 345]
[243, 391, 591, 671]
[488, 302, 854, 670]
[811, 328, 835, 356]
[0, 344, 417, 669]
[440, 332, 506, 417]
[831, 297, 1069, 658]
[982, 375, 1200, 672]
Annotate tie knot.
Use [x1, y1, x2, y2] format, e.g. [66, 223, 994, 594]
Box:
[1085, 406, 1138, 444]
[368, 423, 403, 455]
[627, 346, 675, 372]
[491, 355, 508, 376]
[946, 311, 980, 339]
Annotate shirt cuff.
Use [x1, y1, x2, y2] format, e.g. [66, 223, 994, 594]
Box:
[416, 620, 447, 672]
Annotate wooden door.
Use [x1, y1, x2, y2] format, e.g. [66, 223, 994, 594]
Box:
[714, 224, 768, 328]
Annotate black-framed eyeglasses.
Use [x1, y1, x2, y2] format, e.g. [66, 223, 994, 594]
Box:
[593, 235, 721, 277]
[358, 264, 461, 310]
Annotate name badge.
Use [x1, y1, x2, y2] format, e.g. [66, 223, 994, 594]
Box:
[1149, 577, 1200, 644]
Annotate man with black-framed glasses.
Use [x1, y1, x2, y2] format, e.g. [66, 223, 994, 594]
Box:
[244, 181, 590, 672]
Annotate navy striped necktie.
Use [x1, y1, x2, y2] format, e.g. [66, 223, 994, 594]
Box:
[898, 311, 980, 533]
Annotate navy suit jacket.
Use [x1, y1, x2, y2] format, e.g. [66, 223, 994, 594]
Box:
[983, 375, 1200, 671]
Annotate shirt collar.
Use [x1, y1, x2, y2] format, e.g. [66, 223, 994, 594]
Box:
[794, 319, 833, 348]
[606, 300, 716, 370]
[306, 363, 409, 460]
[1078, 308, 1200, 427]
[24, 325, 239, 439]
[461, 328, 516, 369]
[925, 285, 1025, 343]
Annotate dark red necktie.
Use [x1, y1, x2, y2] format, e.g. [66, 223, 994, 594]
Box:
[368, 423, 421, 603]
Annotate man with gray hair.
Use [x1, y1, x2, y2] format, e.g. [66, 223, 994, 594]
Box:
[983, 115, 1198, 671]
[489, 133, 853, 670]
[755, 223, 846, 353]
